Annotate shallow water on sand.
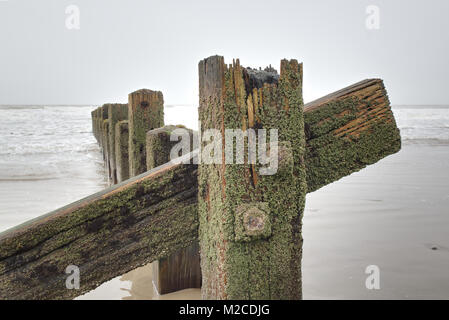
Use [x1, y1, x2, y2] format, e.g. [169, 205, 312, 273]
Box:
[0, 105, 108, 232]
[1, 105, 448, 299]
[302, 142, 449, 299]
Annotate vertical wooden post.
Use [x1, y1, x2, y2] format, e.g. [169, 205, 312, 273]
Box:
[100, 105, 108, 150]
[145, 125, 202, 294]
[102, 119, 111, 181]
[91, 110, 96, 141]
[198, 56, 306, 299]
[98, 108, 103, 148]
[97, 107, 104, 143]
[145, 125, 190, 170]
[152, 242, 202, 295]
[107, 104, 128, 184]
[115, 120, 130, 183]
[94, 108, 101, 142]
[128, 89, 164, 177]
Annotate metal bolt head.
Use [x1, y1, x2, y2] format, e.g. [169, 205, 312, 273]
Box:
[234, 202, 271, 242]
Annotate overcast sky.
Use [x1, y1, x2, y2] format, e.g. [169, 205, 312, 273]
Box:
[0, 0, 448, 106]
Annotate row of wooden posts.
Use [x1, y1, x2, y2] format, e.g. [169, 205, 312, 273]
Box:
[91, 90, 202, 295]
[0, 55, 401, 299]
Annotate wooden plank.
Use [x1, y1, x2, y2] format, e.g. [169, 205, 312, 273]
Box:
[0, 156, 198, 300]
[197, 56, 306, 299]
[152, 241, 201, 295]
[304, 78, 401, 193]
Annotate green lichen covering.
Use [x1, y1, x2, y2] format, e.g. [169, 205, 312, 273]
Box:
[304, 81, 401, 193]
[146, 125, 193, 170]
[198, 56, 306, 299]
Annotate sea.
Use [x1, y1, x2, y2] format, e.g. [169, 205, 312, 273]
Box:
[0, 104, 448, 299]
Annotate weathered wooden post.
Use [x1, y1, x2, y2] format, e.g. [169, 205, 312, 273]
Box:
[107, 104, 128, 184]
[91, 110, 96, 141]
[115, 120, 130, 183]
[146, 125, 201, 294]
[98, 108, 103, 147]
[146, 125, 188, 171]
[93, 108, 101, 142]
[128, 89, 164, 177]
[97, 107, 104, 144]
[99, 105, 108, 150]
[198, 56, 306, 299]
[101, 119, 111, 181]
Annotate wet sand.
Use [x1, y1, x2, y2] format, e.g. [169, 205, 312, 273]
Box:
[302, 142, 449, 299]
[78, 142, 449, 300]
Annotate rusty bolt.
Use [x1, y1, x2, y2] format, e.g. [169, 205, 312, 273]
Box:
[234, 202, 271, 242]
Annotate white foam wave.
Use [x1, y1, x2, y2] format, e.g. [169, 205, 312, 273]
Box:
[392, 107, 449, 142]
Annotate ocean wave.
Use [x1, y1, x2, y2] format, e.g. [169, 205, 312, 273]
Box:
[393, 107, 449, 141]
[0, 105, 45, 110]
[0, 177, 58, 182]
[401, 138, 449, 146]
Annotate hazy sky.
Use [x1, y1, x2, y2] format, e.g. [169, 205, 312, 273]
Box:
[0, 0, 448, 105]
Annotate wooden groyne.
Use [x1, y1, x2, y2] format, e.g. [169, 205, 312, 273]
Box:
[0, 55, 400, 300]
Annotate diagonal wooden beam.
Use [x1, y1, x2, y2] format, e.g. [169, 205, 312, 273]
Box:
[0, 156, 198, 300]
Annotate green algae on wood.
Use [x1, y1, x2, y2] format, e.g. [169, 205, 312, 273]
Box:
[0, 159, 198, 300]
[304, 79, 401, 193]
[115, 120, 130, 183]
[197, 56, 306, 299]
[146, 125, 193, 171]
[128, 89, 164, 177]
